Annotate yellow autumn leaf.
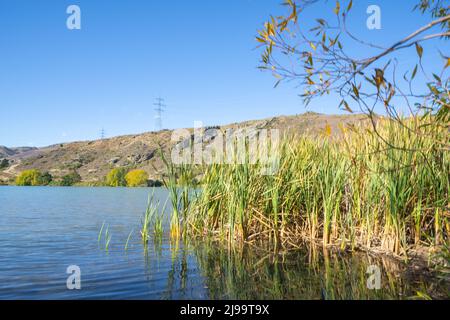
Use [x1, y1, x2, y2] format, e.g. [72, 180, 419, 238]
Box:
[324, 124, 332, 136]
[445, 58, 450, 69]
[415, 43, 423, 59]
[334, 1, 340, 15]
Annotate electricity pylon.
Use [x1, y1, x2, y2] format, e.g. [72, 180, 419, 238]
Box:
[153, 97, 166, 131]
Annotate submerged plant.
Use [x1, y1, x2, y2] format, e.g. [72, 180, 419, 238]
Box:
[98, 221, 105, 243]
[104, 226, 112, 251]
[141, 193, 156, 243]
[125, 229, 134, 251]
[141, 191, 167, 244]
[98, 222, 112, 251]
[153, 199, 168, 239]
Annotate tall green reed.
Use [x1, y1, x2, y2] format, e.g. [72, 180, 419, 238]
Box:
[181, 115, 448, 257]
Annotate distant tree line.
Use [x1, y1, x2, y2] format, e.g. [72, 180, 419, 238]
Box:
[12, 165, 162, 187]
[14, 167, 162, 188]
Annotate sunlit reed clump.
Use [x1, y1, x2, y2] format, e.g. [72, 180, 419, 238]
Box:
[173, 115, 448, 257]
[160, 149, 197, 239]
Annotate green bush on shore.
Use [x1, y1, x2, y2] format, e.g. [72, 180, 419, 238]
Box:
[40, 172, 53, 185]
[59, 171, 82, 186]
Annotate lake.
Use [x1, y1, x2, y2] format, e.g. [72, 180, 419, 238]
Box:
[0, 186, 447, 299]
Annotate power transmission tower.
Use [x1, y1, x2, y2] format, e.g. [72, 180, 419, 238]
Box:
[100, 128, 105, 140]
[153, 97, 166, 131]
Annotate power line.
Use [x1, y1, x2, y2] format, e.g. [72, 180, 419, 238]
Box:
[153, 97, 166, 131]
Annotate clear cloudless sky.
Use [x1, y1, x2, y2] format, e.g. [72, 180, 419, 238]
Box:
[0, 0, 448, 147]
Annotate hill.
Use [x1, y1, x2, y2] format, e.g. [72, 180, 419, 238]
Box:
[0, 146, 37, 158]
[0, 113, 367, 185]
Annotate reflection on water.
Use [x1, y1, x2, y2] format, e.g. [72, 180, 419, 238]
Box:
[191, 242, 449, 300]
[0, 187, 447, 299]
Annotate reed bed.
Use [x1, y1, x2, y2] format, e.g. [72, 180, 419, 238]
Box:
[167, 116, 449, 257]
[141, 192, 166, 243]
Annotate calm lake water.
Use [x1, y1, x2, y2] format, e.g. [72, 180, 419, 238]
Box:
[0, 186, 447, 300]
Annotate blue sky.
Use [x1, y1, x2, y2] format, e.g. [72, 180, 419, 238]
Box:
[0, 0, 448, 147]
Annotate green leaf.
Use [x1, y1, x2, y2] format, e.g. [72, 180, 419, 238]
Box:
[274, 79, 282, 88]
[411, 64, 418, 80]
[347, 0, 353, 11]
[316, 18, 326, 26]
[340, 100, 353, 113]
[432, 73, 442, 83]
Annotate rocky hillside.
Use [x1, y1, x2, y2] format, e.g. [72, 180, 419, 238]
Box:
[0, 113, 367, 184]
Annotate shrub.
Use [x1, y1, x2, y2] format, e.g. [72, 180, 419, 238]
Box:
[125, 169, 148, 187]
[39, 172, 53, 185]
[148, 179, 163, 187]
[0, 159, 9, 169]
[106, 168, 128, 187]
[16, 169, 42, 186]
[60, 171, 82, 186]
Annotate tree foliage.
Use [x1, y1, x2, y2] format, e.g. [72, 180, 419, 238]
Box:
[40, 172, 53, 185]
[60, 171, 81, 186]
[125, 169, 148, 187]
[257, 0, 449, 151]
[15, 169, 52, 186]
[106, 168, 128, 187]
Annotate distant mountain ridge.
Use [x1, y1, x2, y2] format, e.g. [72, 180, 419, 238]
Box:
[0, 146, 38, 158]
